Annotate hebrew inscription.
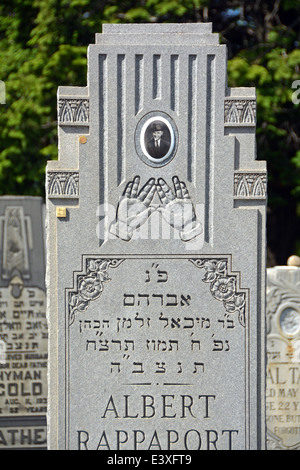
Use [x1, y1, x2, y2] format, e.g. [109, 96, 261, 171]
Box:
[66, 255, 249, 450]
[0, 198, 47, 449]
[0, 279, 47, 418]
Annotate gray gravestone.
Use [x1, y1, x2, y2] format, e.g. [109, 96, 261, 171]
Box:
[266, 259, 300, 450]
[0, 197, 47, 449]
[46, 23, 267, 450]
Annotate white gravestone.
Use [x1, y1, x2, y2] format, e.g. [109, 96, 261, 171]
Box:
[46, 23, 267, 450]
[266, 259, 300, 450]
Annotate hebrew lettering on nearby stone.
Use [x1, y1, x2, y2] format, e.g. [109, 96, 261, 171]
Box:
[0, 197, 47, 450]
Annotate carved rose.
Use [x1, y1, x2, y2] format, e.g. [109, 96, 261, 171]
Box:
[202, 260, 227, 283]
[224, 293, 245, 314]
[88, 259, 111, 282]
[68, 258, 124, 326]
[78, 276, 103, 301]
[189, 258, 247, 327]
[211, 276, 236, 301]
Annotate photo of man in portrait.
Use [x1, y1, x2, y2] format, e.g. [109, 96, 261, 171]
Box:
[145, 121, 171, 159]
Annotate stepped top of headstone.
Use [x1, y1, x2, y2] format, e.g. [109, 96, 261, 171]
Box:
[102, 23, 213, 34]
[95, 22, 219, 45]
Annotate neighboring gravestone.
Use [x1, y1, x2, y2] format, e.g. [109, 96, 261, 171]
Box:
[0, 197, 47, 450]
[266, 256, 300, 450]
[46, 23, 267, 450]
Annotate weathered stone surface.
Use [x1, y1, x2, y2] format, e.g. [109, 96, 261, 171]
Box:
[0, 197, 47, 449]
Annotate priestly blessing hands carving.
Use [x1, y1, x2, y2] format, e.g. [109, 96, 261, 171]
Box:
[110, 176, 203, 242]
[110, 176, 156, 241]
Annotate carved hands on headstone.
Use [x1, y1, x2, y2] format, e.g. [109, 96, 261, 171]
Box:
[110, 175, 202, 241]
[156, 176, 202, 241]
[109, 176, 156, 241]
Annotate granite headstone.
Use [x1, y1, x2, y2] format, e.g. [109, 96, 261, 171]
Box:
[46, 23, 267, 450]
[0, 197, 47, 450]
[266, 257, 300, 450]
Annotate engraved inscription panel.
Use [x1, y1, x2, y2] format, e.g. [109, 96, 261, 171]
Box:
[0, 279, 47, 448]
[66, 256, 248, 450]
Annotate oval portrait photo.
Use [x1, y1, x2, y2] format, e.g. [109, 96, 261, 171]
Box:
[145, 120, 171, 160]
[136, 113, 178, 167]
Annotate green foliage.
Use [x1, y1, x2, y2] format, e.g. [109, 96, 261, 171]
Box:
[102, 0, 208, 23]
[226, 12, 300, 261]
[0, 0, 92, 195]
[228, 40, 300, 208]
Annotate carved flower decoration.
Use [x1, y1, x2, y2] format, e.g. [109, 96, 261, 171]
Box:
[224, 293, 245, 314]
[211, 276, 236, 301]
[266, 285, 281, 315]
[189, 257, 247, 327]
[78, 276, 103, 301]
[88, 259, 111, 282]
[68, 258, 124, 327]
[68, 259, 112, 325]
[202, 260, 227, 283]
[76, 260, 112, 301]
